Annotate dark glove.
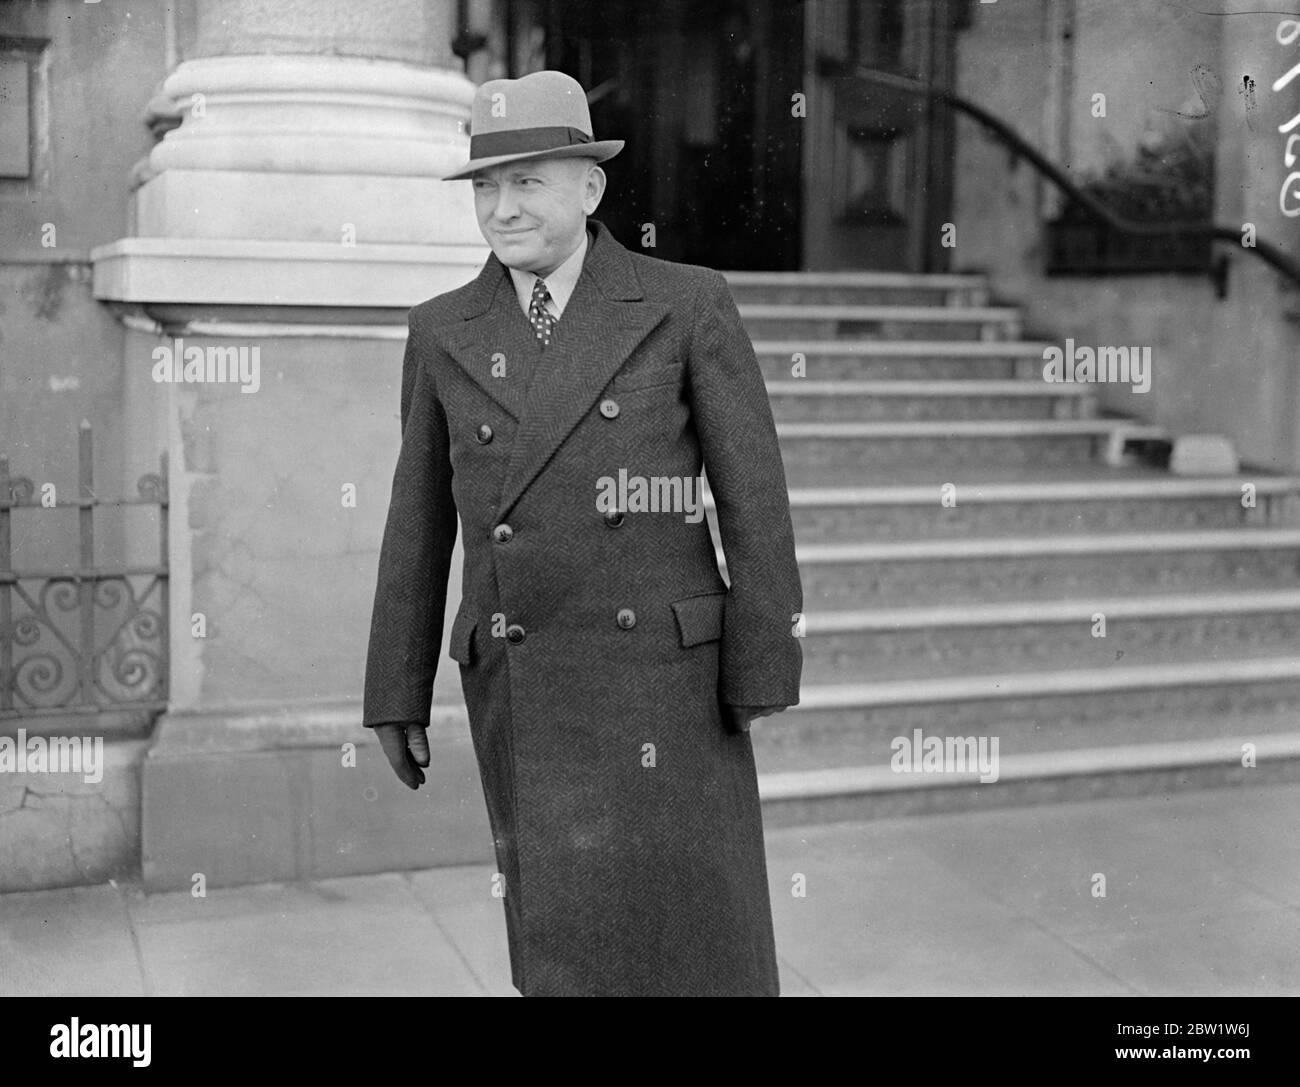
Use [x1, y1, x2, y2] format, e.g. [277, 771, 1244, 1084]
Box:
[374, 722, 431, 789]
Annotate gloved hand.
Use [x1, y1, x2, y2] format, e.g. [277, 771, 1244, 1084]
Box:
[374, 722, 431, 789]
[723, 704, 787, 734]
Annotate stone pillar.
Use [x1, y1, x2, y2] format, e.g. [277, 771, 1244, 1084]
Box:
[91, 0, 492, 890]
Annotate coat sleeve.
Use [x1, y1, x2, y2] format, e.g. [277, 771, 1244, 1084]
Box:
[686, 270, 803, 709]
[362, 311, 460, 729]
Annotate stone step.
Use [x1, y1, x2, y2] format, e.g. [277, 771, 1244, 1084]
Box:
[739, 304, 1022, 342]
[775, 657, 1300, 738]
[772, 478, 1300, 541]
[753, 339, 1051, 381]
[774, 419, 1164, 481]
[755, 699, 1300, 774]
[799, 590, 1300, 681]
[766, 379, 1094, 422]
[755, 731, 1300, 824]
[789, 528, 1300, 607]
[723, 270, 990, 307]
[723, 275, 1300, 821]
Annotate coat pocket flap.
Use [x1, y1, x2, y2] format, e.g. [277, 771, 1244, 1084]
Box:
[614, 364, 678, 392]
[448, 611, 477, 665]
[671, 592, 726, 648]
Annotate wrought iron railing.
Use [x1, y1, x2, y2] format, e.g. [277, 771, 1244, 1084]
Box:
[852, 66, 1300, 293]
[1, 422, 169, 719]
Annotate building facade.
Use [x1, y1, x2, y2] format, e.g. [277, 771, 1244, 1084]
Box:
[2, 0, 1298, 890]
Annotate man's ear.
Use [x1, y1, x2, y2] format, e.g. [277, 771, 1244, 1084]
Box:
[582, 164, 607, 215]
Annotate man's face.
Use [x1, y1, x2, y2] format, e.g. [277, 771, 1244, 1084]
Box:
[472, 157, 605, 276]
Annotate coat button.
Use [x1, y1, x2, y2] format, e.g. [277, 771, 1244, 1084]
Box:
[603, 509, 625, 528]
[599, 398, 620, 419]
[505, 624, 526, 644]
[475, 424, 493, 444]
[493, 523, 514, 544]
[616, 608, 636, 630]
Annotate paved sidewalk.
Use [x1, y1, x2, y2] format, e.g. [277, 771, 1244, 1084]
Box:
[2, 782, 1298, 996]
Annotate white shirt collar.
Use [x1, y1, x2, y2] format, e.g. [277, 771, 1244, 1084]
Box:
[507, 228, 589, 319]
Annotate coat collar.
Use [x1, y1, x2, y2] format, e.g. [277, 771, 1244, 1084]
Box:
[435, 220, 670, 521]
[455, 218, 645, 319]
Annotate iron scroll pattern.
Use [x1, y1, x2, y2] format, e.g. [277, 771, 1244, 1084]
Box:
[1, 465, 169, 718]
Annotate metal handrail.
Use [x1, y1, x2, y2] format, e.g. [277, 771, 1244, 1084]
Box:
[852, 66, 1300, 290]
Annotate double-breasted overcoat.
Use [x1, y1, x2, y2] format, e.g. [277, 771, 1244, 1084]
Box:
[363, 219, 802, 996]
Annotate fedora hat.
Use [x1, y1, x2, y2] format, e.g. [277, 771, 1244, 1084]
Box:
[443, 70, 623, 180]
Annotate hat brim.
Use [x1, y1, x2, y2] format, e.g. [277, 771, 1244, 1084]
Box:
[442, 140, 623, 181]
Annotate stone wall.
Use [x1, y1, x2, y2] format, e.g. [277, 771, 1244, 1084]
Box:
[953, 0, 1300, 471]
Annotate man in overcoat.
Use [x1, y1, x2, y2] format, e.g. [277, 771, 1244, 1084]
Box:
[363, 70, 802, 996]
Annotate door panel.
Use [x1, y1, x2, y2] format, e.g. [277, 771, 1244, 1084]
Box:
[548, 0, 803, 270]
[802, 0, 962, 271]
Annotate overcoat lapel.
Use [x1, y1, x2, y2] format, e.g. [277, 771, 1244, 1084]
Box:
[434, 261, 534, 421]
[495, 221, 669, 521]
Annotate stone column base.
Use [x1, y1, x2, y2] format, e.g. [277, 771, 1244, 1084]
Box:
[140, 700, 490, 892]
[0, 737, 146, 893]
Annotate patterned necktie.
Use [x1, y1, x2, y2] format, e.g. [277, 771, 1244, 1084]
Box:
[528, 277, 557, 348]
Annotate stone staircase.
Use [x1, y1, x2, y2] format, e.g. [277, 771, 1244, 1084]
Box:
[718, 270, 1300, 822]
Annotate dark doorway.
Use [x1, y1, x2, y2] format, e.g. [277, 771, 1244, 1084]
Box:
[545, 0, 805, 270]
[802, 0, 964, 271]
[530, 0, 961, 271]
